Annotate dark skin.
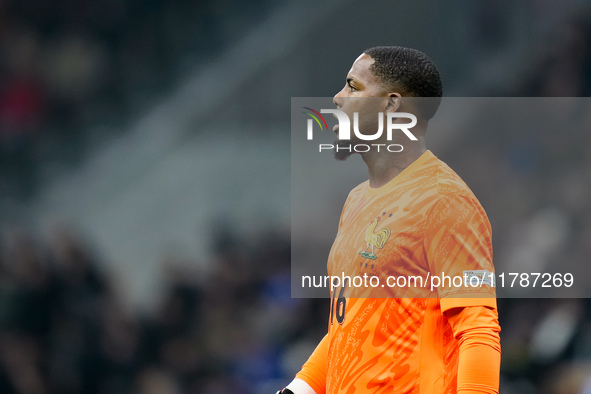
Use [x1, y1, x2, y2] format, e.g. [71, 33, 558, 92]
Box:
[333, 53, 428, 188]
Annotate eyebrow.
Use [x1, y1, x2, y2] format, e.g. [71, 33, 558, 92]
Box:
[347, 77, 362, 86]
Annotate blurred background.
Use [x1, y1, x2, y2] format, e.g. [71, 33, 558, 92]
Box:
[0, 0, 590, 393]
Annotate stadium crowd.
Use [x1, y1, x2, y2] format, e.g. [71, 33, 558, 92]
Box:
[0, 223, 326, 394]
[0, 0, 273, 199]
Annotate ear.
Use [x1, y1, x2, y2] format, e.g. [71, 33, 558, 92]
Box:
[386, 92, 402, 112]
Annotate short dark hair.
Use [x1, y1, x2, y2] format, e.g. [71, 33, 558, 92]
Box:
[363, 46, 443, 119]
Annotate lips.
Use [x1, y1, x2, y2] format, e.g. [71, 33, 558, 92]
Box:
[331, 112, 340, 133]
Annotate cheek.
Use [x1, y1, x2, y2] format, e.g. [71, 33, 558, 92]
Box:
[354, 111, 385, 137]
[357, 107, 381, 124]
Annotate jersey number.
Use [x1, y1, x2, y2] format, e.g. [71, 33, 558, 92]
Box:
[330, 284, 347, 325]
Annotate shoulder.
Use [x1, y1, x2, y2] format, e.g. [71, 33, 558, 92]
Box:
[432, 157, 483, 207]
[424, 156, 490, 225]
[432, 157, 470, 196]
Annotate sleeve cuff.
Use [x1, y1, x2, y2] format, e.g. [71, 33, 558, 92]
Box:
[440, 296, 497, 313]
[286, 378, 317, 394]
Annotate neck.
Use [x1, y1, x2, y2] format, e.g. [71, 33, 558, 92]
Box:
[362, 137, 426, 188]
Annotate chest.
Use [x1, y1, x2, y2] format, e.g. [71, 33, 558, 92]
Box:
[328, 191, 436, 294]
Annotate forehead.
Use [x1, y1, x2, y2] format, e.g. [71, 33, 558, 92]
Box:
[347, 53, 379, 85]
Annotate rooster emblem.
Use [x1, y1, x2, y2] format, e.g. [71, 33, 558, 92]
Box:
[359, 216, 391, 260]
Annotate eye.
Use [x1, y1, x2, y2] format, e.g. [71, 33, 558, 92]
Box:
[348, 82, 357, 91]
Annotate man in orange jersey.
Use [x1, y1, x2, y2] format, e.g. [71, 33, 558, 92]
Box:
[280, 46, 500, 394]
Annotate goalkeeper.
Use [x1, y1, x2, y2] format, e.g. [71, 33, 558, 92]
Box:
[280, 46, 501, 394]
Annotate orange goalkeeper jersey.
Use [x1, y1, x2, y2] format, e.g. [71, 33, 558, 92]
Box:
[303, 150, 497, 394]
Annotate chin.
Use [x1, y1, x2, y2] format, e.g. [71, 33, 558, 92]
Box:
[334, 139, 354, 161]
[334, 151, 353, 161]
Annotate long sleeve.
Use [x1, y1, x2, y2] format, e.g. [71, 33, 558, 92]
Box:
[294, 333, 329, 394]
[446, 305, 501, 394]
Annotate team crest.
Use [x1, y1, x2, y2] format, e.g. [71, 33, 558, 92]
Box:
[359, 214, 391, 260]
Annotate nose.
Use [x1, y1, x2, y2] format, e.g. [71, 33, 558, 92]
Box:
[333, 88, 345, 108]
